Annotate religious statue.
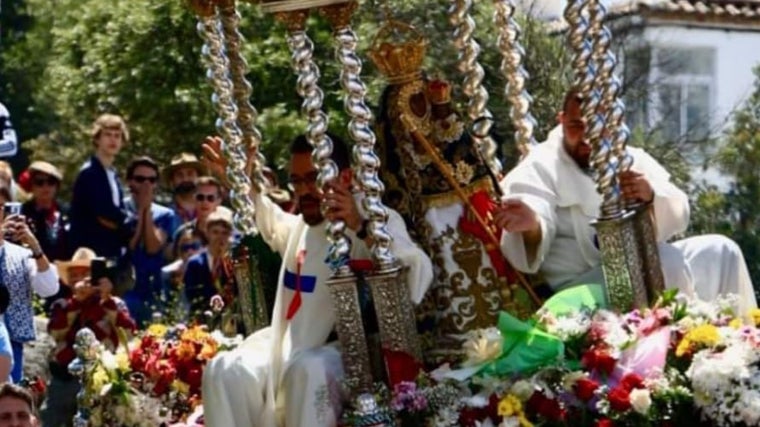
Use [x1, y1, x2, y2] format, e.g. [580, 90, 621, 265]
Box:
[368, 20, 536, 364]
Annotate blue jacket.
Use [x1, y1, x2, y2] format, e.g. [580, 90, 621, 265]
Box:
[184, 251, 236, 314]
[69, 155, 127, 258]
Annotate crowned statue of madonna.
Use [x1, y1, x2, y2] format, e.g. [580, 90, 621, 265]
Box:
[368, 20, 537, 364]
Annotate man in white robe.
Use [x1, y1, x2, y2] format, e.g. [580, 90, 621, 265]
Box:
[201, 134, 433, 427]
[496, 88, 757, 316]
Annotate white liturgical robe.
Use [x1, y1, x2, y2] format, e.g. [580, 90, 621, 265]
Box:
[202, 192, 433, 427]
[499, 126, 757, 315]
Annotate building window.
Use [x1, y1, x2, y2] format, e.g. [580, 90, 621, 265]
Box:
[653, 47, 715, 142]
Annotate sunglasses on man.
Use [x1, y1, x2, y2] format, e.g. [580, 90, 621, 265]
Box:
[195, 193, 217, 202]
[132, 175, 158, 184]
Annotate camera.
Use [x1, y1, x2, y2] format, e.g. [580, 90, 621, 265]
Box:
[90, 258, 117, 285]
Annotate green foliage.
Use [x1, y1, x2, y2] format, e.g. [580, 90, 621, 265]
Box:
[2, 0, 567, 193]
[689, 65, 760, 294]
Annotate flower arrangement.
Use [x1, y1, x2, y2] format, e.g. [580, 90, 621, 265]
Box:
[128, 323, 242, 422]
[342, 287, 760, 427]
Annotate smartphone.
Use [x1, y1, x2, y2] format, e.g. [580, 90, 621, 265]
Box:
[3, 202, 21, 217]
[90, 259, 108, 285]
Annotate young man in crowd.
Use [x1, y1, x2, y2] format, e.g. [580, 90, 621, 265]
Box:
[0, 383, 39, 427]
[183, 207, 236, 316]
[69, 114, 128, 261]
[173, 176, 223, 242]
[43, 247, 136, 427]
[123, 156, 177, 326]
[163, 153, 205, 226]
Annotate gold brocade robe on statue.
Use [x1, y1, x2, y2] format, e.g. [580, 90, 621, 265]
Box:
[376, 79, 534, 364]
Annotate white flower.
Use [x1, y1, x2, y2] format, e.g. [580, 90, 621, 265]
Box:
[544, 312, 592, 341]
[100, 350, 118, 371]
[630, 389, 652, 414]
[510, 380, 535, 402]
[561, 371, 587, 392]
[499, 416, 520, 427]
[463, 327, 503, 366]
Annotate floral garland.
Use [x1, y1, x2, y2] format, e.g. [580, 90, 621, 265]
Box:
[342, 289, 760, 427]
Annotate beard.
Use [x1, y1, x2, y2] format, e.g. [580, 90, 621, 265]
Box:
[563, 139, 591, 172]
[173, 181, 197, 196]
[298, 194, 324, 226]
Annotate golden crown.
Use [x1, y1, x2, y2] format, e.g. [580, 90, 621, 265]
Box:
[368, 20, 427, 85]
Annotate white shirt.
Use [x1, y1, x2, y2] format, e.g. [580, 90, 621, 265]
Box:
[0, 102, 18, 158]
[105, 168, 120, 208]
[0, 243, 59, 298]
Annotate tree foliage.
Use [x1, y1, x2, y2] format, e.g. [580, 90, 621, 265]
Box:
[1, 0, 567, 194]
[690, 65, 760, 292]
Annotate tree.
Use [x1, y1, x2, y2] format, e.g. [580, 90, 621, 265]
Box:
[690, 65, 760, 294]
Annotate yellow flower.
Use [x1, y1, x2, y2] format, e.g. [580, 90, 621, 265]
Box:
[176, 341, 196, 362]
[676, 324, 720, 357]
[90, 367, 109, 394]
[147, 324, 168, 338]
[172, 380, 190, 395]
[115, 351, 130, 372]
[729, 318, 743, 329]
[199, 340, 218, 361]
[750, 308, 760, 327]
[181, 325, 210, 342]
[498, 394, 522, 417]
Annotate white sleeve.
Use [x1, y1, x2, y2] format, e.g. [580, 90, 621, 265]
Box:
[386, 209, 434, 304]
[254, 192, 299, 256]
[499, 163, 559, 274]
[27, 257, 60, 298]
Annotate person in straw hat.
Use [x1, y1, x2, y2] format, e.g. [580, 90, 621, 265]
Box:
[21, 161, 70, 263]
[164, 152, 206, 226]
[43, 247, 135, 426]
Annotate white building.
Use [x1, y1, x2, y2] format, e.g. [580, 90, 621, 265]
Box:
[547, 0, 760, 186]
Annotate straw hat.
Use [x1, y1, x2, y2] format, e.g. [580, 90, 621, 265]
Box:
[162, 153, 206, 186]
[28, 161, 63, 182]
[55, 247, 97, 285]
[206, 206, 234, 229]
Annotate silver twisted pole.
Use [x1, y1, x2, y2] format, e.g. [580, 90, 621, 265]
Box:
[197, 11, 258, 235]
[586, 0, 622, 219]
[218, 0, 268, 192]
[450, 0, 502, 176]
[324, 5, 396, 270]
[70, 329, 100, 427]
[493, 0, 538, 156]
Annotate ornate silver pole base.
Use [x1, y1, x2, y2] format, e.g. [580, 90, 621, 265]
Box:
[233, 243, 270, 334]
[366, 265, 422, 361]
[69, 328, 100, 427]
[630, 204, 665, 304]
[591, 211, 648, 312]
[328, 274, 374, 394]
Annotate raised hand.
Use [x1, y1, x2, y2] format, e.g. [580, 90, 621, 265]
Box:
[323, 181, 363, 232]
[201, 136, 227, 180]
[493, 199, 540, 234]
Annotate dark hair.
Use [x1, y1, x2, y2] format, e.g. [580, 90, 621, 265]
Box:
[563, 87, 584, 113]
[126, 156, 159, 180]
[195, 176, 223, 195]
[289, 133, 351, 171]
[0, 383, 35, 415]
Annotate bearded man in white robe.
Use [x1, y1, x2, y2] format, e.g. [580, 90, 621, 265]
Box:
[495, 88, 757, 316]
[200, 134, 433, 427]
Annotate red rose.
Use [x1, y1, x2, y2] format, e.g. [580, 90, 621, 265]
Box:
[527, 392, 565, 421]
[185, 366, 203, 394]
[582, 348, 617, 376]
[620, 373, 645, 392]
[596, 419, 615, 427]
[574, 378, 600, 401]
[607, 387, 631, 412]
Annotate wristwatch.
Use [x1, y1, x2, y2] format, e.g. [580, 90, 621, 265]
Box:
[31, 250, 44, 259]
[356, 219, 370, 240]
